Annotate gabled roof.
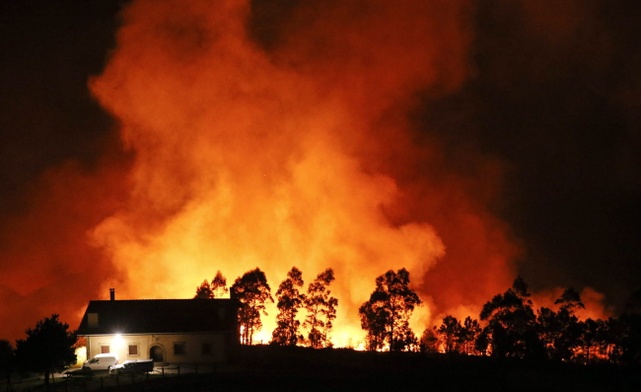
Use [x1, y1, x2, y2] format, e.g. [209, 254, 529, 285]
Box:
[77, 299, 238, 336]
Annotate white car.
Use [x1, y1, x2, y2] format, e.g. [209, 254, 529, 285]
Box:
[82, 354, 118, 371]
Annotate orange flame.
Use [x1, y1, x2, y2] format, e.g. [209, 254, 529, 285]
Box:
[83, 0, 521, 346]
[0, 0, 528, 344]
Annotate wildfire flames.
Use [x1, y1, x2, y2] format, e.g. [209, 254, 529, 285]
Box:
[86, 0, 507, 345]
[0, 0, 611, 344]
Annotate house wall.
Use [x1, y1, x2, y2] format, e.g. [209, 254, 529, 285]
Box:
[85, 332, 230, 365]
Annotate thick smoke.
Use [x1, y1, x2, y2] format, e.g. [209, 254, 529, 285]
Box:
[0, 156, 129, 340]
[85, 0, 519, 344]
[7, 0, 615, 343]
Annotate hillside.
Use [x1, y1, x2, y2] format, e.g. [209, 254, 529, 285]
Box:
[84, 346, 641, 392]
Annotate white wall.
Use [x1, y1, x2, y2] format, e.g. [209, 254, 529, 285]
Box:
[85, 332, 229, 365]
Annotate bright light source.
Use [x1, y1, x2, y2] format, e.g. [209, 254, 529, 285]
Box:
[75, 346, 87, 366]
[112, 333, 124, 348]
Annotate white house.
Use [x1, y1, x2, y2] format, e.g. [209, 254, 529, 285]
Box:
[76, 292, 239, 366]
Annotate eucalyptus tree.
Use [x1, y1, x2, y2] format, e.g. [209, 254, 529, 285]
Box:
[359, 268, 421, 351]
[211, 270, 229, 298]
[231, 268, 273, 345]
[272, 267, 306, 346]
[194, 279, 214, 299]
[477, 277, 544, 359]
[460, 316, 482, 355]
[303, 268, 338, 348]
[437, 315, 462, 353]
[537, 288, 585, 361]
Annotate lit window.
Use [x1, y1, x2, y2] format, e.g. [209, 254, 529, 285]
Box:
[129, 345, 138, 356]
[101, 345, 110, 354]
[173, 342, 186, 355]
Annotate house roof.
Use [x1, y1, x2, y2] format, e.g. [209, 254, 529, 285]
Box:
[77, 299, 239, 336]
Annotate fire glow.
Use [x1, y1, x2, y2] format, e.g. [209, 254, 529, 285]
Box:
[85, 0, 517, 347]
[0, 0, 556, 345]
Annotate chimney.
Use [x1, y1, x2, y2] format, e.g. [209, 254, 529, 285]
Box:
[109, 288, 115, 301]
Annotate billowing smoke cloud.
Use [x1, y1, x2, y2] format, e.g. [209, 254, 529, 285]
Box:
[0, 154, 129, 340]
[1, 0, 632, 344]
[6, 0, 608, 343]
[83, 0, 519, 344]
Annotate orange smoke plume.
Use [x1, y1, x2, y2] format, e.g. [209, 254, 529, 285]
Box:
[77, 0, 518, 345]
[532, 287, 613, 321]
[0, 154, 129, 340]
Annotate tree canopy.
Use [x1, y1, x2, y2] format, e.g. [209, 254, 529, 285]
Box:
[194, 279, 213, 299]
[537, 288, 585, 361]
[272, 267, 306, 346]
[477, 277, 544, 359]
[194, 270, 229, 299]
[231, 268, 273, 345]
[438, 315, 462, 354]
[303, 268, 338, 348]
[186, 269, 639, 365]
[359, 268, 421, 351]
[211, 270, 229, 298]
[15, 314, 76, 387]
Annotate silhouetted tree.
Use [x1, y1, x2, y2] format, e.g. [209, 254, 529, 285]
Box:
[194, 279, 213, 299]
[477, 277, 544, 359]
[359, 268, 421, 351]
[437, 315, 462, 353]
[360, 300, 387, 351]
[537, 307, 559, 355]
[555, 287, 585, 312]
[15, 314, 76, 389]
[419, 327, 439, 353]
[460, 316, 482, 355]
[195, 271, 229, 299]
[579, 318, 610, 364]
[618, 289, 641, 366]
[303, 268, 338, 348]
[604, 317, 626, 363]
[211, 270, 229, 298]
[272, 267, 306, 346]
[0, 339, 15, 391]
[537, 288, 584, 361]
[231, 268, 273, 345]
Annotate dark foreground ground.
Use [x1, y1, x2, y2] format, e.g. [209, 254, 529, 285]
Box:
[18, 347, 641, 392]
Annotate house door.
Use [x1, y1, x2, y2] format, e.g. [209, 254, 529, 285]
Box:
[149, 345, 164, 362]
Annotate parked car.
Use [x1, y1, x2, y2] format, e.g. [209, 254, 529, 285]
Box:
[109, 359, 154, 375]
[82, 354, 118, 372]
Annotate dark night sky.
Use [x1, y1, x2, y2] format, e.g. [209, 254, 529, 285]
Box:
[420, 1, 641, 308]
[0, 0, 122, 214]
[0, 0, 640, 336]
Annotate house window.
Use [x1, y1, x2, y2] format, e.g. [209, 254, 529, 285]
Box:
[202, 343, 212, 355]
[173, 342, 186, 355]
[88, 313, 99, 328]
[128, 345, 138, 356]
[101, 345, 110, 354]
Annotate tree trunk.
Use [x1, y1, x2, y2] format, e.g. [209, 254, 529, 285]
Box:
[586, 345, 591, 365]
